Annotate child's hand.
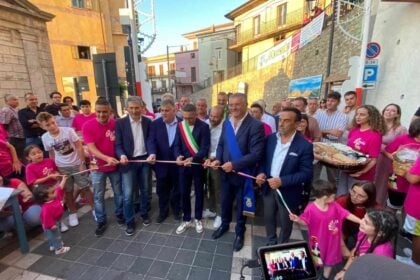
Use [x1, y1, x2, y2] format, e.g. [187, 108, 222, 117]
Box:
[49, 172, 61, 180]
[21, 190, 33, 202]
[289, 213, 300, 222]
[60, 175, 69, 187]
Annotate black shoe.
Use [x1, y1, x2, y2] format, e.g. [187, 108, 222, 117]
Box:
[125, 223, 136, 236]
[212, 226, 228, 240]
[173, 213, 181, 222]
[233, 235, 244, 252]
[142, 215, 151, 227]
[95, 223, 107, 237]
[116, 215, 125, 225]
[266, 241, 277, 246]
[156, 215, 167, 224]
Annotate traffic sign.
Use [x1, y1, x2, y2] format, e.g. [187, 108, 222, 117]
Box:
[366, 42, 381, 59]
[363, 65, 378, 83]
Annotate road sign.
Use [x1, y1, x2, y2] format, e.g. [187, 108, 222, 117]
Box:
[363, 65, 378, 83]
[365, 59, 378, 65]
[366, 42, 381, 59]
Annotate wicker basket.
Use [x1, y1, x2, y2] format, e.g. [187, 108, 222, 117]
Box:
[392, 143, 420, 177]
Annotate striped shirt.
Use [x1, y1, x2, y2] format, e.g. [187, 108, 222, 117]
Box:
[315, 109, 347, 143]
[0, 105, 24, 138]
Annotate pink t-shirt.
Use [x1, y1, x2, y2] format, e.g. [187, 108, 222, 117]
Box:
[72, 113, 96, 133]
[25, 158, 58, 187]
[0, 139, 13, 177]
[347, 127, 382, 181]
[404, 157, 420, 219]
[40, 187, 64, 230]
[82, 118, 116, 172]
[356, 231, 394, 258]
[262, 122, 272, 137]
[385, 134, 420, 193]
[0, 124, 7, 139]
[300, 201, 350, 266]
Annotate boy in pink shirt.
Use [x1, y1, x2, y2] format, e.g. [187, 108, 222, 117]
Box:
[290, 180, 361, 280]
[82, 98, 123, 237]
[72, 99, 96, 135]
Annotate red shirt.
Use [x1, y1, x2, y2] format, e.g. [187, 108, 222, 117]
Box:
[40, 187, 64, 229]
[72, 113, 96, 133]
[25, 158, 58, 187]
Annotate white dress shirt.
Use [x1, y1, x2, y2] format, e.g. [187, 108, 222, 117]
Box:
[207, 120, 223, 159]
[130, 116, 147, 157]
[270, 132, 296, 177]
[230, 112, 248, 135]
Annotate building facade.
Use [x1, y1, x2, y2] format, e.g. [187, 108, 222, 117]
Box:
[0, 0, 56, 105]
[29, 0, 128, 105]
[174, 49, 199, 96]
[144, 53, 175, 106]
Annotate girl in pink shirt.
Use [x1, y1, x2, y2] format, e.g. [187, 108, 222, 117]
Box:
[24, 145, 60, 187]
[290, 179, 361, 280]
[334, 209, 398, 280]
[33, 175, 70, 255]
[337, 105, 384, 196]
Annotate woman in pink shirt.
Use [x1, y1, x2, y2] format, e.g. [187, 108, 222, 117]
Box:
[375, 104, 407, 205]
[334, 209, 398, 280]
[337, 105, 385, 196]
[384, 118, 420, 210]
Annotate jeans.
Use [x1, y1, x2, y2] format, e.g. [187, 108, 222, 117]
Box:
[91, 170, 123, 224]
[121, 161, 150, 224]
[0, 205, 41, 232]
[44, 222, 63, 250]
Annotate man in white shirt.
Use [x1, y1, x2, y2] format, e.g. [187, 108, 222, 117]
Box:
[342, 91, 358, 143]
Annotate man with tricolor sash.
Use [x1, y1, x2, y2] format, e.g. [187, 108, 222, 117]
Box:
[174, 104, 210, 234]
[210, 93, 265, 252]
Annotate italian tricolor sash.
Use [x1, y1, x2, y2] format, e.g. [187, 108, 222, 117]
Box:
[178, 120, 199, 156]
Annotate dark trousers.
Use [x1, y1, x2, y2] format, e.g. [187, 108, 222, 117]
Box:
[263, 189, 297, 244]
[180, 166, 204, 221]
[156, 166, 181, 217]
[205, 168, 222, 213]
[220, 174, 247, 236]
[8, 137, 25, 162]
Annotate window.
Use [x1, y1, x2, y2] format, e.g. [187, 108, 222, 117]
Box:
[159, 64, 164, 76]
[236, 24, 241, 42]
[190, 53, 196, 59]
[72, 46, 91, 59]
[151, 81, 157, 89]
[191, 67, 196, 82]
[253, 16, 260, 36]
[169, 63, 175, 74]
[148, 66, 155, 76]
[161, 80, 167, 89]
[71, 0, 92, 9]
[277, 3, 287, 27]
[216, 48, 222, 60]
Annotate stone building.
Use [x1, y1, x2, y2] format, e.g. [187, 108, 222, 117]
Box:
[0, 0, 56, 105]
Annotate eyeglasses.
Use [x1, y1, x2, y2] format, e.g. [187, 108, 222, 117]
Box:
[350, 189, 368, 200]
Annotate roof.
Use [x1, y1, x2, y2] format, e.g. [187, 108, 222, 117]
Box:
[182, 22, 235, 40]
[225, 0, 267, 20]
[0, 0, 54, 21]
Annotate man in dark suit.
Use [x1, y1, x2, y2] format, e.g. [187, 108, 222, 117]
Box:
[115, 96, 151, 236]
[256, 107, 313, 245]
[147, 99, 181, 223]
[174, 104, 210, 234]
[210, 93, 265, 252]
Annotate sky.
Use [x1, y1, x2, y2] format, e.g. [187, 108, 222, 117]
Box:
[139, 0, 246, 58]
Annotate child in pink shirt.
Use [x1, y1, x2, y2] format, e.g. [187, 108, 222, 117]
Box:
[290, 179, 361, 280]
[24, 145, 59, 187]
[385, 119, 420, 210]
[33, 175, 70, 255]
[334, 209, 398, 280]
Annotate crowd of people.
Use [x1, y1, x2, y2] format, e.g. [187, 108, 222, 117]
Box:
[0, 90, 419, 278]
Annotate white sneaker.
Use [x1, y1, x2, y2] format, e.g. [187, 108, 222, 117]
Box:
[396, 255, 420, 269]
[176, 221, 191, 234]
[68, 213, 79, 227]
[60, 222, 69, 233]
[55, 246, 71, 255]
[403, 248, 413, 257]
[213, 216, 222, 229]
[195, 219, 203, 233]
[202, 209, 217, 218]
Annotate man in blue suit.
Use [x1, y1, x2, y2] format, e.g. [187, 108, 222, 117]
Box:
[256, 107, 313, 245]
[210, 93, 265, 252]
[174, 104, 210, 234]
[146, 99, 181, 223]
[115, 96, 151, 236]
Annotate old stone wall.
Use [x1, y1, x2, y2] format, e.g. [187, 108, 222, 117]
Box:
[0, 5, 56, 106]
[213, 19, 362, 109]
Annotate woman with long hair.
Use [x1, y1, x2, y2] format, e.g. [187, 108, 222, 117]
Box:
[337, 105, 385, 196]
[375, 104, 407, 205]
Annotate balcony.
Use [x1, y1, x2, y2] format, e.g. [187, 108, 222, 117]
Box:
[229, 8, 305, 51]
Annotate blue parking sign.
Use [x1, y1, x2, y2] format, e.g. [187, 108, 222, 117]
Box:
[363, 65, 378, 83]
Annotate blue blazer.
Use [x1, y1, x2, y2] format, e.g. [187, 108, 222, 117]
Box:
[147, 117, 181, 178]
[216, 114, 265, 183]
[174, 118, 210, 163]
[115, 115, 151, 172]
[260, 132, 313, 209]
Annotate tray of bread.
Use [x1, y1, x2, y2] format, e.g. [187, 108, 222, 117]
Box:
[313, 142, 369, 171]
